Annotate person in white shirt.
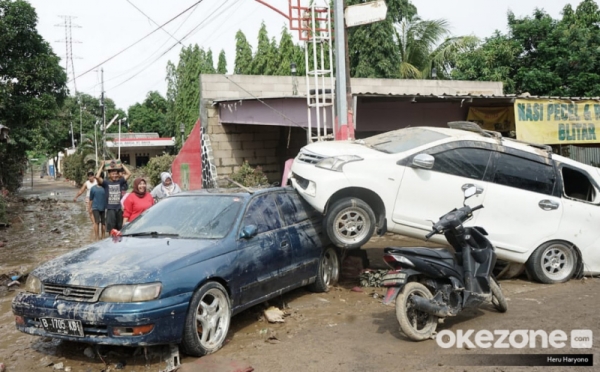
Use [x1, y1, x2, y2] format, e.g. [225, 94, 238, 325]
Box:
[74, 172, 97, 225]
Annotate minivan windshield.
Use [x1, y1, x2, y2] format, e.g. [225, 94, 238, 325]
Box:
[121, 195, 243, 239]
[362, 127, 449, 154]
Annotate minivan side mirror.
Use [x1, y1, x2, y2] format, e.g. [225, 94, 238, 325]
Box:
[412, 153, 435, 169]
[240, 225, 258, 239]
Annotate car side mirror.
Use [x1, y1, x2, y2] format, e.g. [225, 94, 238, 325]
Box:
[240, 225, 258, 239]
[412, 154, 435, 169]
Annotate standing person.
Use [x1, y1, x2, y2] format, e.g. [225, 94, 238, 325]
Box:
[73, 172, 97, 224]
[123, 178, 154, 225]
[88, 177, 107, 240]
[95, 162, 131, 233]
[151, 172, 182, 201]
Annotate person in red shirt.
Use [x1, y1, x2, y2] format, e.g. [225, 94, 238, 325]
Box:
[123, 178, 154, 225]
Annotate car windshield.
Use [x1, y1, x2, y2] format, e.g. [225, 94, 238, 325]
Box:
[361, 127, 449, 154]
[121, 195, 243, 239]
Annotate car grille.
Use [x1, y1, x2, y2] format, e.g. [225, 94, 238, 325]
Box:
[297, 151, 325, 164]
[43, 283, 100, 302]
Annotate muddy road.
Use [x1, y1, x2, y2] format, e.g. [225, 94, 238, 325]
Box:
[0, 177, 598, 372]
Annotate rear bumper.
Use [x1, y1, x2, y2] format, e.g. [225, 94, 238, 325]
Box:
[12, 291, 191, 346]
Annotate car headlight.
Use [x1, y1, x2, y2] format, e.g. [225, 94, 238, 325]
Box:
[99, 283, 162, 303]
[25, 275, 42, 294]
[316, 155, 363, 172]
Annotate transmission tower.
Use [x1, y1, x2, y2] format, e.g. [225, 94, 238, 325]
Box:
[55, 15, 82, 94]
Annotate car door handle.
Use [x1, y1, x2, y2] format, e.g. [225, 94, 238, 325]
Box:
[539, 200, 560, 211]
[462, 183, 484, 193]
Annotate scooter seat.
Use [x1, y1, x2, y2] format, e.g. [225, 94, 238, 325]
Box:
[385, 247, 455, 260]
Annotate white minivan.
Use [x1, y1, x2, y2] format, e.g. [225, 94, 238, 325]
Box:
[290, 122, 600, 284]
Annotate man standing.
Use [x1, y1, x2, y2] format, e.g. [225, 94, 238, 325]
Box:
[73, 172, 97, 225]
[88, 177, 107, 240]
[95, 161, 131, 233]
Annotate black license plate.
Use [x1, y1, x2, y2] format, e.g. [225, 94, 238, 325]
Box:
[40, 317, 84, 337]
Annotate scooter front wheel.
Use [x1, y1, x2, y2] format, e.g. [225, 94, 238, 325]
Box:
[396, 282, 438, 341]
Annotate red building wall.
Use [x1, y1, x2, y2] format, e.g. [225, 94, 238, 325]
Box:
[172, 120, 203, 190]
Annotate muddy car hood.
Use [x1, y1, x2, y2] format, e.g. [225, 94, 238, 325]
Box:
[31, 237, 225, 287]
[301, 140, 382, 158]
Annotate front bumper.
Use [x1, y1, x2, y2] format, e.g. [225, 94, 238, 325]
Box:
[12, 291, 191, 346]
[290, 159, 350, 212]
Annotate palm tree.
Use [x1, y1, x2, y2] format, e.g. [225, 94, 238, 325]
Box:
[395, 15, 478, 79]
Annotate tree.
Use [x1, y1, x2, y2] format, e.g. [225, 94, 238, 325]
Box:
[234, 30, 253, 74]
[204, 49, 216, 74]
[0, 0, 67, 190]
[395, 15, 478, 79]
[127, 91, 170, 137]
[217, 50, 227, 74]
[453, 0, 600, 96]
[252, 22, 273, 75]
[275, 27, 296, 76]
[347, 0, 417, 78]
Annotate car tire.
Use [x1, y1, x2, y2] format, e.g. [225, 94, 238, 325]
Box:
[181, 282, 231, 357]
[526, 241, 577, 284]
[309, 247, 340, 293]
[326, 197, 376, 249]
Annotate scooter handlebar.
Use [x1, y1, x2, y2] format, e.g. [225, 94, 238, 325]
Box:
[470, 204, 484, 212]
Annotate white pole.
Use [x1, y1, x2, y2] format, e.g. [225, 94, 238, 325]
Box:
[118, 119, 121, 159]
[94, 119, 98, 167]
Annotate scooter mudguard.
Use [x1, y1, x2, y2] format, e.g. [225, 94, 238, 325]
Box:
[382, 268, 420, 305]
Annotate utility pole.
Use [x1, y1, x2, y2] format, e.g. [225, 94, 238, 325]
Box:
[101, 68, 106, 161]
[55, 16, 82, 94]
[333, 0, 349, 140]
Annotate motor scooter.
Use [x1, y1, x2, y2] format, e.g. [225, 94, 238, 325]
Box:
[382, 186, 507, 341]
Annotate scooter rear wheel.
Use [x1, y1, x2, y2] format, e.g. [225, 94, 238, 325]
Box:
[490, 277, 508, 313]
[396, 282, 438, 341]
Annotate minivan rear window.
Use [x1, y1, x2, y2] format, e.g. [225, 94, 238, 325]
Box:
[362, 127, 449, 154]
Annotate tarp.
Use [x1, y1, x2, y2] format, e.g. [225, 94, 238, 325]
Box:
[172, 120, 203, 191]
[514, 99, 600, 145]
[467, 106, 515, 132]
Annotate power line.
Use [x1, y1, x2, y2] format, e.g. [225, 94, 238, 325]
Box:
[71, 0, 205, 82]
[107, 0, 240, 92]
[125, 0, 183, 46]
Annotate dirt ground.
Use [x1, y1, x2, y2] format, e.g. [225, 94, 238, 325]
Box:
[0, 176, 598, 372]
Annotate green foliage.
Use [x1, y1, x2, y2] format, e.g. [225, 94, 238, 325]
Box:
[62, 152, 87, 185]
[234, 30, 253, 74]
[217, 50, 228, 74]
[453, 0, 600, 96]
[251, 22, 273, 75]
[127, 91, 170, 136]
[144, 154, 175, 188]
[0, 0, 67, 191]
[231, 161, 269, 187]
[275, 27, 296, 76]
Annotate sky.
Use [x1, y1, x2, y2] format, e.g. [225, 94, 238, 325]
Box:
[28, 0, 581, 110]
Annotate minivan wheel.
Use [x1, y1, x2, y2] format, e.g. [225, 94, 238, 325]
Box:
[526, 241, 577, 284]
[309, 247, 340, 293]
[326, 197, 376, 249]
[181, 282, 231, 357]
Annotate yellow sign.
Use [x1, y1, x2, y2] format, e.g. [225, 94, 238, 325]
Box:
[467, 107, 515, 132]
[514, 99, 600, 144]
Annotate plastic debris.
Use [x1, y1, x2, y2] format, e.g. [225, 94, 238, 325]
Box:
[263, 306, 285, 323]
[53, 362, 64, 370]
[7, 280, 20, 287]
[359, 269, 389, 287]
[0, 362, 5, 372]
[83, 347, 95, 359]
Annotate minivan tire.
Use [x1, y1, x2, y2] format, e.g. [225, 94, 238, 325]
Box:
[181, 282, 231, 357]
[526, 241, 577, 284]
[325, 197, 376, 249]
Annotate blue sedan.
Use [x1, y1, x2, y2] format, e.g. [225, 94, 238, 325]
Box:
[12, 187, 340, 356]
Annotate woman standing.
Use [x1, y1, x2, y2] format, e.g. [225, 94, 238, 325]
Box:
[151, 172, 182, 201]
[123, 178, 154, 225]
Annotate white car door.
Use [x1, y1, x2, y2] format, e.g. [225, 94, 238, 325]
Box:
[474, 151, 562, 259]
[393, 145, 494, 234]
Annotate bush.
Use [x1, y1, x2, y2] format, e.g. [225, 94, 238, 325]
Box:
[145, 154, 176, 187]
[62, 152, 88, 185]
[0, 195, 6, 224]
[231, 161, 269, 187]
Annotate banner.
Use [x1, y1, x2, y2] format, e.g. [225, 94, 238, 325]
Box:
[467, 107, 515, 132]
[514, 99, 600, 144]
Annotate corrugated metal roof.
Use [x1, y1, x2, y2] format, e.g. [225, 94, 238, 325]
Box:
[212, 93, 600, 105]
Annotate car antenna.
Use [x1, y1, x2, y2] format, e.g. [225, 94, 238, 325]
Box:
[224, 177, 254, 194]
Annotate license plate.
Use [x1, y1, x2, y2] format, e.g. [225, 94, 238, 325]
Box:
[40, 317, 84, 337]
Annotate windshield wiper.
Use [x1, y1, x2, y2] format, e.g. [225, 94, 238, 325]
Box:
[121, 231, 179, 237]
